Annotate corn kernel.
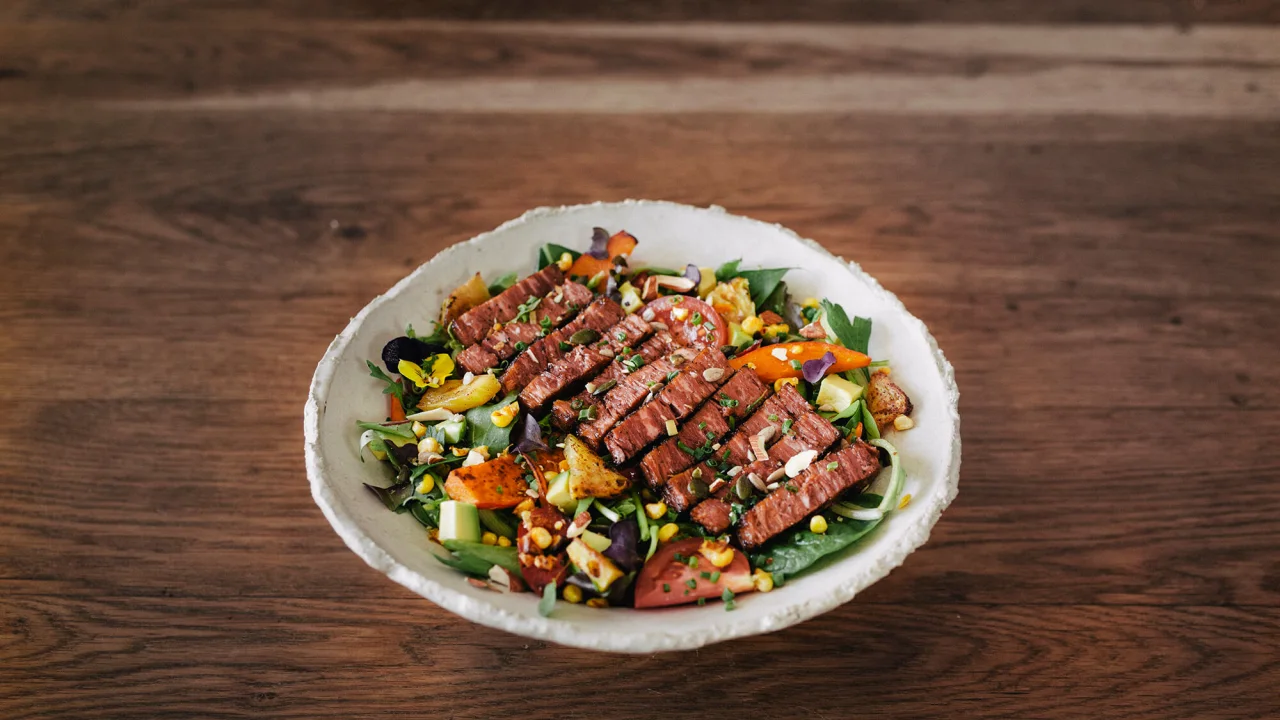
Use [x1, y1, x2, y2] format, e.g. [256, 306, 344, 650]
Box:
[563, 585, 583, 604]
[898, 493, 913, 510]
[556, 252, 574, 272]
[451, 447, 469, 457]
[418, 436, 443, 455]
[657, 523, 680, 542]
[741, 315, 764, 335]
[559, 460, 569, 472]
[699, 540, 736, 568]
[417, 476, 435, 495]
[774, 377, 799, 393]
[481, 531, 498, 546]
[894, 415, 915, 431]
[515, 498, 536, 514]
[671, 307, 689, 321]
[752, 569, 775, 593]
[801, 297, 820, 309]
[490, 402, 520, 428]
[497, 535, 512, 547]
[644, 502, 668, 520]
[665, 418, 678, 436]
[586, 598, 609, 609]
[763, 323, 790, 338]
[809, 515, 829, 534]
[411, 421, 427, 438]
[529, 527, 553, 550]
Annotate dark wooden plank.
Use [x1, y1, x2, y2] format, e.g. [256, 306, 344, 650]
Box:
[3, 596, 1278, 719]
[2, 0, 1279, 24]
[2, 23, 1278, 103]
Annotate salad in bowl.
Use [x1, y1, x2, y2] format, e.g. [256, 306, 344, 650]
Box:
[355, 227, 920, 615]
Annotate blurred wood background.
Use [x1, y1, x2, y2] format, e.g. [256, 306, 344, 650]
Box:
[2, 2, 1278, 718]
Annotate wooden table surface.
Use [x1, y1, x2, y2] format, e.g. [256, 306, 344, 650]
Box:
[3, 3, 1279, 718]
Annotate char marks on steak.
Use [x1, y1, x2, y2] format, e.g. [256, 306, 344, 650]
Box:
[576, 348, 696, 450]
[549, 332, 678, 431]
[638, 369, 770, 488]
[500, 297, 624, 396]
[601, 348, 731, 465]
[518, 314, 653, 414]
[450, 265, 563, 347]
[455, 281, 594, 375]
[737, 440, 882, 550]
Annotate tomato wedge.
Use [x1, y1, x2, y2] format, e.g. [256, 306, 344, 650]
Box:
[641, 296, 728, 348]
[634, 538, 754, 609]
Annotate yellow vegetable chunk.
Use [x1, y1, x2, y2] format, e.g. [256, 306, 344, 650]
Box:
[563, 435, 631, 499]
[416, 373, 501, 413]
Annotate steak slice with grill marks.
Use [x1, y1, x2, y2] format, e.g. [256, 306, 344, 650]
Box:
[456, 281, 594, 375]
[576, 347, 697, 451]
[602, 348, 730, 466]
[689, 384, 842, 533]
[660, 392, 795, 512]
[639, 369, 770, 488]
[500, 298, 623, 395]
[518, 314, 652, 415]
[549, 331, 678, 431]
[737, 440, 882, 550]
[450, 265, 563, 347]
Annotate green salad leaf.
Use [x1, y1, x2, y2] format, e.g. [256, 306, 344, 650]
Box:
[538, 582, 557, 617]
[478, 509, 517, 539]
[820, 299, 872, 354]
[443, 539, 520, 574]
[736, 267, 791, 308]
[364, 478, 418, 512]
[487, 272, 518, 295]
[749, 494, 885, 585]
[366, 360, 407, 409]
[756, 279, 790, 317]
[714, 258, 742, 282]
[356, 420, 416, 439]
[466, 393, 519, 450]
[433, 549, 493, 577]
[538, 243, 581, 270]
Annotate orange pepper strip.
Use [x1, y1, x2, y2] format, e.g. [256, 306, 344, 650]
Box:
[389, 393, 407, 422]
[728, 341, 870, 382]
[568, 254, 610, 278]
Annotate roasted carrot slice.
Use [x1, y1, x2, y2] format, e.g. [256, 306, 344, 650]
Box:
[444, 455, 526, 509]
[728, 341, 870, 382]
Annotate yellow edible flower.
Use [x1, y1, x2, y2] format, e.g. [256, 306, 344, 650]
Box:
[398, 354, 455, 390]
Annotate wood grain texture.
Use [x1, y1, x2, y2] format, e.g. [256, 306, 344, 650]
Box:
[2, 14, 1280, 720]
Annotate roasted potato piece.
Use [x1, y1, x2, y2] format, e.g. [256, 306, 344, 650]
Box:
[444, 455, 525, 509]
[416, 374, 501, 412]
[439, 272, 490, 325]
[563, 435, 630, 499]
[865, 370, 913, 431]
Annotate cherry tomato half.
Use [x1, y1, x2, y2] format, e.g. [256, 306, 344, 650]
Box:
[634, 537, 754, 609]
[641, 296, 728, 348]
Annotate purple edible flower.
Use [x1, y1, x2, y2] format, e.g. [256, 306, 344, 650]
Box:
[603, 519, 642, 572]
[587, 227, 610, 259]
[683, 264, 701, 287]
[512, 413, 547, 454]
[801, 351, 836, 383]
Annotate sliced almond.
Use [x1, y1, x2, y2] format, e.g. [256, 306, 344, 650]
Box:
[654, 275, 696, 292]
[649, 321, 669, 331]
[766, 467, 787, 483]
[642, 307, 656, 322]
[727, 465, 742, 478]
[567, 511, 592, 538]
[785, 449, 819, 478]
[599, 347, 615, 359]
[488, 565, 512, 591]
[747, 472, 767, 492]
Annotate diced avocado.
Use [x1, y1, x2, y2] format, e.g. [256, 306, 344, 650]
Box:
[728, 322, 753, 348]
[438, 500, 481, 543]
[437, 417, 467, 445]
[816, 374, 863, 413]
[579, 529, 613, 554]
[696, 267, 716, 298]
[566, 538, 624, 592]
[546, 471, 575, 511]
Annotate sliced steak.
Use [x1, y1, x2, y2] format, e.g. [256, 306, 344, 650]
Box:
[456, 281, 593, 375]
[638, 369, 770, 487]
[737, 441, 882, 550]
[549, 331, 678, 431]
[500, 298, 623, 395]
[576, 349, 695, 450]
[602, 348, 730, 465]
[660, 393, 795, 512]
[518, 314, 653, 414]
[688, 384, 843, 534]
[450, 265, 563, 346]
[689, 496, 735, 535]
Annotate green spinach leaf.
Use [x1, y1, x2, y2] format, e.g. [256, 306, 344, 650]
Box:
[443, 540, 520, 574]
[466, 393, 519, 450]
[736, 267, 791, 308]
[749, 494, 884, 585]
[487, 272, 518, 295]
[538, 243, 581, 270]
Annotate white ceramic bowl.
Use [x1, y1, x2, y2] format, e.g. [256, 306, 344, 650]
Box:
[304, 201, 960, 653]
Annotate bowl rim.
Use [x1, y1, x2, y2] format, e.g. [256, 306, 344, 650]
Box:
[304, 200, 961, 652]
